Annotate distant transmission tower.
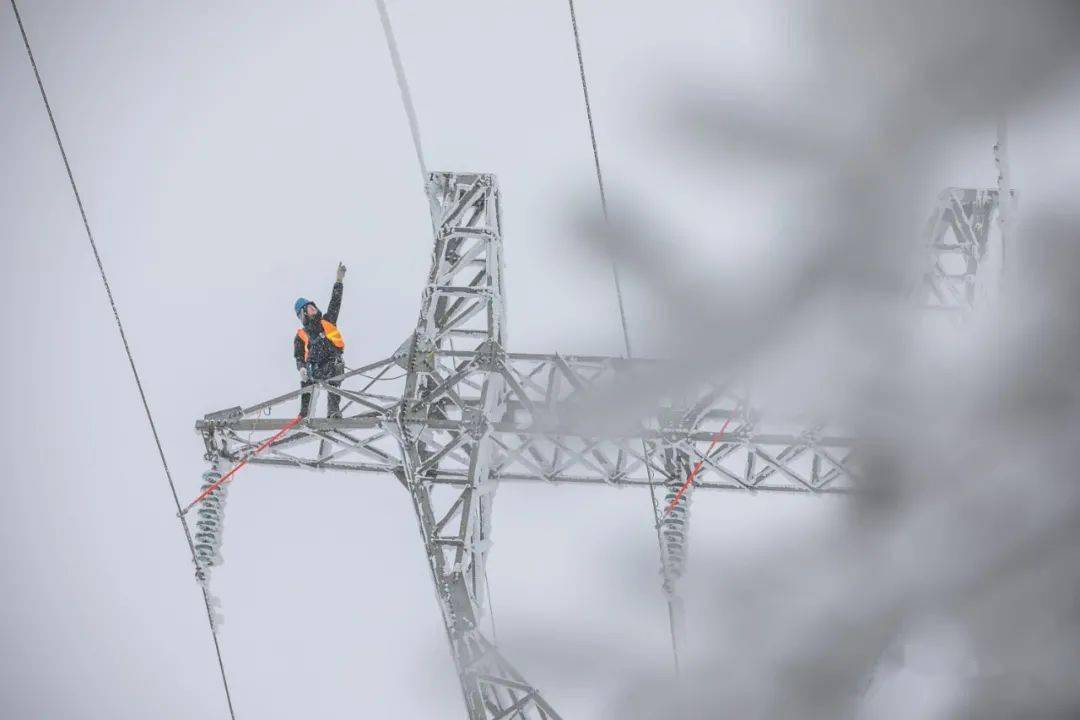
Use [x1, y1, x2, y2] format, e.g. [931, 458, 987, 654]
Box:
[192, 144, 1009, 717]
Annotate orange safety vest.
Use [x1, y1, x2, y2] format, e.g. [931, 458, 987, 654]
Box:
[296, 319, 345, 360]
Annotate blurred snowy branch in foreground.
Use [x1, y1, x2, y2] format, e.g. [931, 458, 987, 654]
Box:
[561, 2, 1080, 717]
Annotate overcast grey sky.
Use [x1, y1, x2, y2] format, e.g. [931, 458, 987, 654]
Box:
[4, 1, 1080, 718]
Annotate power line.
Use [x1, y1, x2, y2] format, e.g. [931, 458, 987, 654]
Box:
[565, 0, 683, 675]
[375, 0, 429, 183]
[8, 2, 237, 716]
[566, 0, 634, 359]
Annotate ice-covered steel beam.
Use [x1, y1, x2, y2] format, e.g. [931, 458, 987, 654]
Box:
[197, 351, 862, 495]
[391, 173, 560, 720]
[199, 335, 864, 491]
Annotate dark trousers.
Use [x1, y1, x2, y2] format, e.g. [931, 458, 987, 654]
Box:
[299, 357, 345, 418]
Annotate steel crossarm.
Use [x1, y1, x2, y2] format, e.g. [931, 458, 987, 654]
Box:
[196, 353, 861, 494]
[196, 349, 862, 494]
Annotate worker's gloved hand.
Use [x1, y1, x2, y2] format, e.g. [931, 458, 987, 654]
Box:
[299, 367, 310, 382]
[336, 262, 347, 282]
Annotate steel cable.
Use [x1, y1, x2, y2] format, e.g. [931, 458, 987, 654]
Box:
[8, 1, 237, 715]
[374, 0, 428, 183]
[566, 0, 682, 675]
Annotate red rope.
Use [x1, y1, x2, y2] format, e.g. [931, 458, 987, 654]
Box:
[662, 417, 731, 517]
[182, 415, 302, 515]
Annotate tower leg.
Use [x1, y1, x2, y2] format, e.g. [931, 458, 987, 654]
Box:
[397, 172, 561, 719]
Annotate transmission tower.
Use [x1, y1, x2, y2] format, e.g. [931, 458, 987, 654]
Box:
[193, 164, 1006, 717]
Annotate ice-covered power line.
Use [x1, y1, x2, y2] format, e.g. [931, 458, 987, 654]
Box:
[7, 2, 236, 717]
[565, 0, 683, 676]
[375, 0, 429, 184]
[566, 0, 632, 358]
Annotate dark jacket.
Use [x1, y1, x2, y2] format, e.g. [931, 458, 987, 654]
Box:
[294, 282, 344, 370]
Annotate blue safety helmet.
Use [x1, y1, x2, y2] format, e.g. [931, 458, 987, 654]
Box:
[294, 297, 314, 318]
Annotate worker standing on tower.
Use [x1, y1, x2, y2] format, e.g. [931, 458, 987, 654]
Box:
[294, 262, 347, 418]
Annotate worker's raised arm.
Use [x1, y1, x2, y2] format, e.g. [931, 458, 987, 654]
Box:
[325, 262, 346, 323]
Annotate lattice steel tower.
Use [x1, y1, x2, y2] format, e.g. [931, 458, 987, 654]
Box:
[194, 165, 1007, 718]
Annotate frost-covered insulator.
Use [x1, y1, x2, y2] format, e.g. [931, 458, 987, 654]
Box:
[659, 468, 693, 596]
[204, 590, 226, 633]
[194, 470, 228, 574]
